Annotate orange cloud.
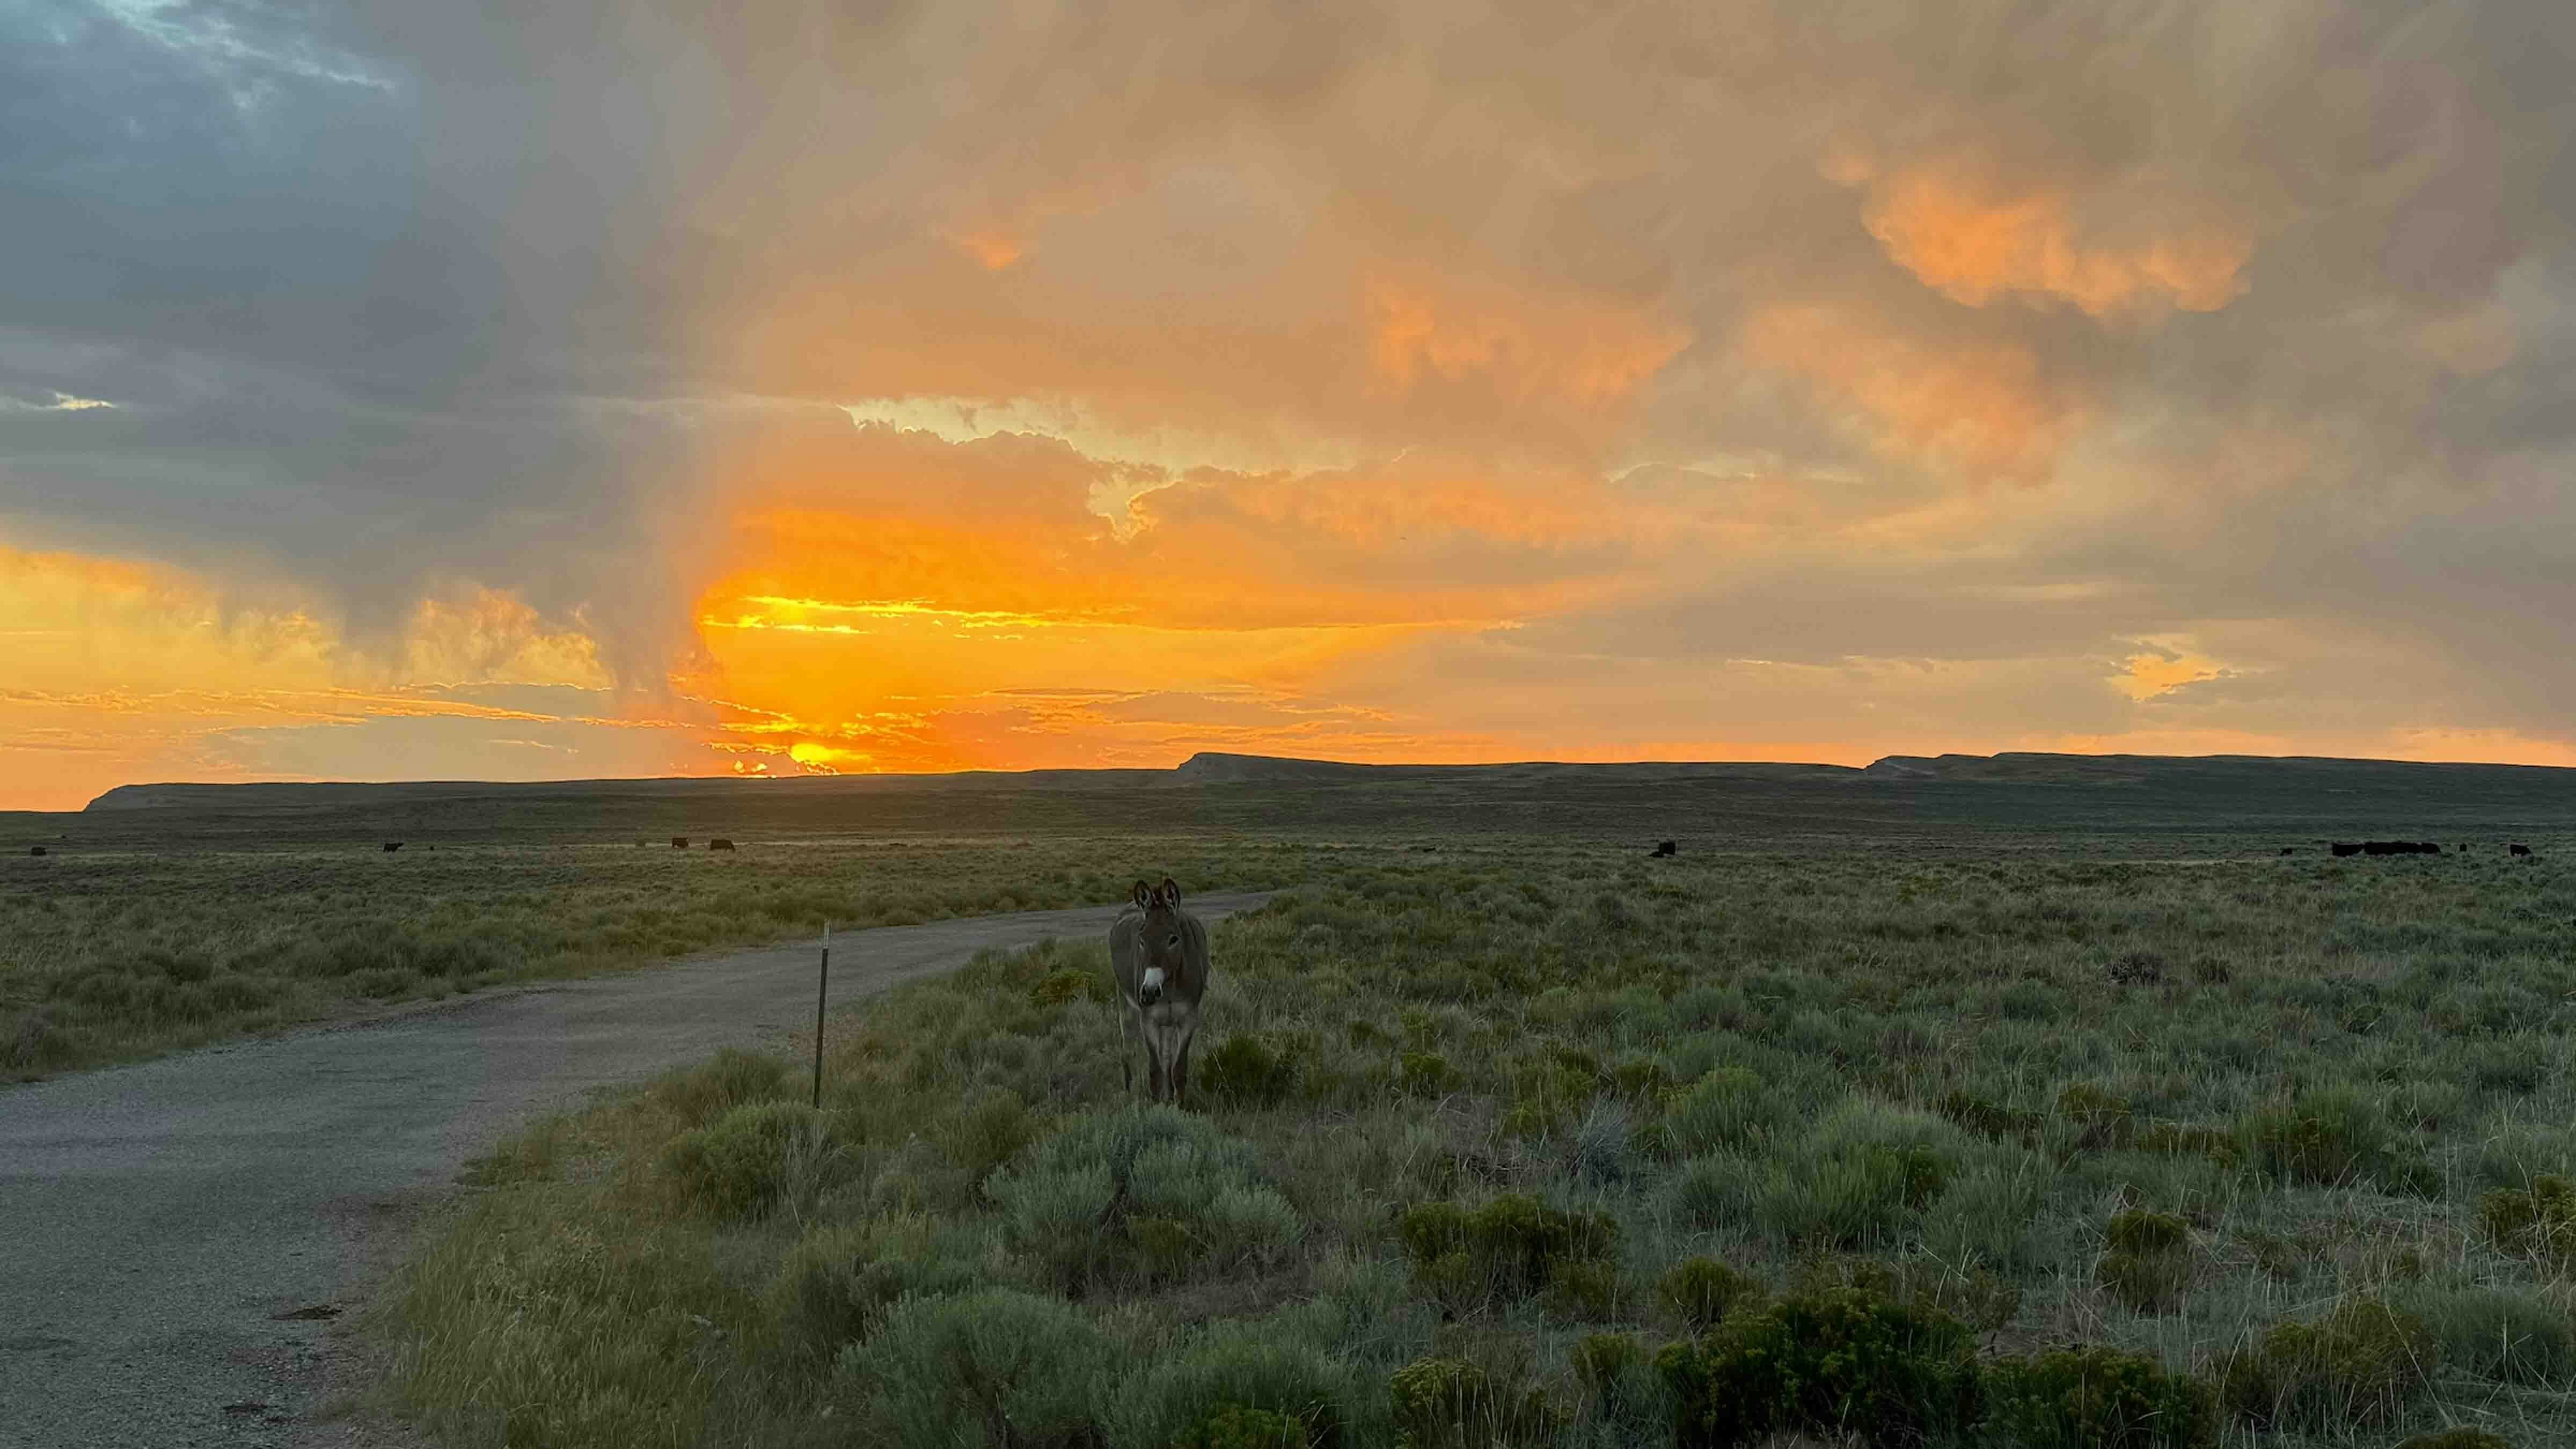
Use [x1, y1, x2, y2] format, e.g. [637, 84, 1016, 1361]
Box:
[1856, 163, 2251, 319]
[1366, 275, 1690, 408]
[1739, 304, 2081, 483]
[2109, 647, 2232, 701]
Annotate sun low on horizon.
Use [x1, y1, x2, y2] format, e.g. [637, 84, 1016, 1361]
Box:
[5, 2, 2575, 814]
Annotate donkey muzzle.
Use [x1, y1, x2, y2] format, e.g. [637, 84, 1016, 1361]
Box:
[1140, 966, 1165, 1006]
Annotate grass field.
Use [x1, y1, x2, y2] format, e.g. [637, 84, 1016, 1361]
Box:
[376, 828, 2576, 1448]
[0, 834, 1323, 1078]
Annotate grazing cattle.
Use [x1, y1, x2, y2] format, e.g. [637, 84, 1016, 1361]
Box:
[2512, 844, 2533, 857]
[28, 846, 46, 857]
[709, 838, 736, 851]
[2331, 842, 2361, 857]
[671, 837, 689, 849]
[383, 842, 402, 853]
[1652, 840, 1677, 858]
[2279, 847, 2295, 855]
[1108, 877, 1211, 1107]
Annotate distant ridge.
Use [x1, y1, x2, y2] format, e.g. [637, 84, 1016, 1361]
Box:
[78, 748, 2576, 812]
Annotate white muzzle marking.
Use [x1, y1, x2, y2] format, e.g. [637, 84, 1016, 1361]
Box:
[1140, 966, 1166, 1003]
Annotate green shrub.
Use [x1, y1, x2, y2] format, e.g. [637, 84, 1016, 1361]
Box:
[1399, 1050, 1459, 1096]
[1386, 1357, 1558, 1449]
[1935, 1088, 2042, 1145]
[2106, 1210, 2189, 1255]
[1029, 965, 1109, 1008]
[1569, 1332, 1645, 1394]
[2477, 1174, 2576, 1269]
[2055, 1082, 2133, 1150]
[1111, 1319, 1362, 1449]
[987, 1106, 1301, 1291]
[1178, 1404, 1310, 1449]
[2219, 1298, 2440, 1430]
[940, 1085, 1036, 1192]
[2099, 1210, 2193, 1314]
[1200, 1034, 1301, 1107]
[657, 1100, 827, 1219]
[2405, 1283, 2576, 1387]
[1658, 1286, 1981, 1447]
[2243, 1086, 2405, 1188]
[1658, 1256, 1760, 1331]
[2099, 1249, 2192, 1315]
[653, 1046, 792, 1127]
[1394, 1193, 1617, 1312]
[1983, 1344, 2214, 1448]
[1663, 1067, 1780, 1155]
[767, 1217, 988, 1360]
[836, 1289, 1108, 1448]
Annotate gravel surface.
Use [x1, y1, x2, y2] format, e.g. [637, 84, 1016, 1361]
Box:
[0, 891, 1277, 1449]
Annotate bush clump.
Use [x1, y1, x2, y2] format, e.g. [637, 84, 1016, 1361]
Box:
[766, 1217, 989, 1359]
[836, 1288, 1108, 1448]
[2405, 1283, 2576, 1387]
[1199, 1034, 1301, 1107]
[2243, 1086, 2421, 1189]
[2055, 1082, 2133, 1150]
[652, 1046, 791, 1127]
[1935, 1087, 2043, 1146]
[656, 1100, 828, 1220]
[1112, 1319, 1361, 1449]
[1399, 1050, 1460, 1097]
[1658, 1286, 1981, 1447]
[2477, 1174, 2576, 1269]
[2219, 1298, 2440, 1430]
[2099, 1209, 2194, 1315]
[1387, 1357, 1558, 1449]
[1983, 1344, 2213, 1448]
[1177, 1403, 1311, 1449]
[1663, 1067, 1781, 1154]
[1028, 965, 1109, 1008]
[987, 1107, 1301, 1292]
[1569, 1332, 1645, 1394]
[1658, 1255, 1761, 1331]
[1394, 1193, 1617, 1313]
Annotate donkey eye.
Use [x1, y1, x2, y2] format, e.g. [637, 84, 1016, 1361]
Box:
[1166, 934, 1180, 947]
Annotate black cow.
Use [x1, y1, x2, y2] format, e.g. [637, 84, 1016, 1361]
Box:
[2279, 847, 2295, 855]
[672, 836, 689, 849]
[2512, 844, 2533, 857]
[1651, 840, 1677, 858]
[383, 842, 403, 853]
[2331, 842, 2361, 857]
[28, 846, 46, 857]
[709, 838, 737, 851]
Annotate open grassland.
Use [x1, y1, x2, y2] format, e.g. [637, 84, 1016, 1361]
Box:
[12, 757, 2573, 1081]
[387, 841, 2576, 1447]
[0, 835, 1315, 1077]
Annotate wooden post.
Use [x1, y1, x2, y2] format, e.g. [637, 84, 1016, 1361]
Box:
[811, 921, 830, 1110]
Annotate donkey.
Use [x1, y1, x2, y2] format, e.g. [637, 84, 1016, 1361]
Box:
[1108, 876, 1211, 1106]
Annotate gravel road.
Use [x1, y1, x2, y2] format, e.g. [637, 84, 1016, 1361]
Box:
[0, 891, 1278, 1449]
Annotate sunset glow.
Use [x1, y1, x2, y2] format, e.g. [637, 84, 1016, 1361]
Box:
[5, 2, 2574, 810]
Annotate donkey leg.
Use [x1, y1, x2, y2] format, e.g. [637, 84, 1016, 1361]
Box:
[1170, 1021, 1198, 1109]
[1122, 1002, 1143, 1097]
[1144, 1029, 1170, 1104]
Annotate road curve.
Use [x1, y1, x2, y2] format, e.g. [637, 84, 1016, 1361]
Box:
[0, 891, 1279, 1449]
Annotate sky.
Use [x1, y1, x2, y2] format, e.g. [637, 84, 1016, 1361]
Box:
[3, 1, 2573, 811]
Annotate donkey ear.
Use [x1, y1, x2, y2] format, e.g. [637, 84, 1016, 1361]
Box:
[1157, 876, 1182, 907]
[1132, 879, 1154, 910]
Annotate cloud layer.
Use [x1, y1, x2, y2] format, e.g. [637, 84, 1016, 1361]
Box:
[4, 1, 2573, 808]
